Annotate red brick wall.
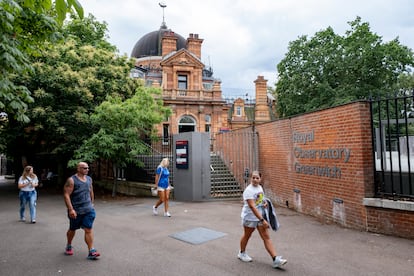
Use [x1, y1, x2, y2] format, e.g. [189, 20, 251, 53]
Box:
[227, 101, 414, 238]
[366, 208, 414, 238]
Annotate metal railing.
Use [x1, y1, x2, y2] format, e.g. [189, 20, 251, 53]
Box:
[123, 137, 174, 184]
[370, 92, 414, 199]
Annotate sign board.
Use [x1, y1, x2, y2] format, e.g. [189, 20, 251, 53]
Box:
[176, 140, 189, 169]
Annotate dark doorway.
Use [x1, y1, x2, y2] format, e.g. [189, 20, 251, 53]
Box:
[179, 125, 195, 133]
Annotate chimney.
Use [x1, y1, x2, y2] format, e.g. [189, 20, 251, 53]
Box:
[162, 31, 178, 56]
[254, 76, 270, 122]
[186, 33, 203, 59]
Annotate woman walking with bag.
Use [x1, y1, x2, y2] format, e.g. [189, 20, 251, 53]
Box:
[152, 158, 172, 217]
[238, 170, 287, 269]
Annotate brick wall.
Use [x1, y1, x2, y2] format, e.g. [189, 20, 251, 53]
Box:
[227, 101, 414, 238]
[365, 207, 414, 238]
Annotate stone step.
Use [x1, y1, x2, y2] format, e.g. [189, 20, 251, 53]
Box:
[210, 154, 242, 199]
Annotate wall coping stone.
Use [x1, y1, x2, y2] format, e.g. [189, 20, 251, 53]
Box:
[363, 198, 414, 212]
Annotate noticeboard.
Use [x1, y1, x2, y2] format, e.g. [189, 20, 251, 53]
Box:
[176, 140, 189, 169]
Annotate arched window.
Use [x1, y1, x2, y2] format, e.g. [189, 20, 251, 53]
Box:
[178, 115, 196, 133]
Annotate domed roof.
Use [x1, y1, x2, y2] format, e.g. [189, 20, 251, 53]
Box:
[131, 23, 187, 58]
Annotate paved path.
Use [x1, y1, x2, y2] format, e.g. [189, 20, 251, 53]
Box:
[0, 179, 413, 276]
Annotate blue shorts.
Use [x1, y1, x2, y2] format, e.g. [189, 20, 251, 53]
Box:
[68, 209, 96, 230]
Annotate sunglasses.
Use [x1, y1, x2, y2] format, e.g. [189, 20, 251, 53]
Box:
[81, 167, 89, 170]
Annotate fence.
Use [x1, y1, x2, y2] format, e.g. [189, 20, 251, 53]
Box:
[370, 92, 414, 199]
[212, 129, 259, 190]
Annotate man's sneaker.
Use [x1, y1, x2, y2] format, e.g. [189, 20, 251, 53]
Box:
[272, 256, 287, 268]
[237, 251, 252, 262]
[164, 211, 171, 217]
[152, 206, 158, 215]
[64, 245, 73, 256]
[19, 218, 25, 222]
[87, 248, 100, 260]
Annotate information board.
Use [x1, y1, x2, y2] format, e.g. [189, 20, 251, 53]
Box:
[176, 140, 189, 169]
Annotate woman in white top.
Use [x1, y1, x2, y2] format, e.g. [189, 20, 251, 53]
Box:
[238, 170, 287, 269]
[18, 166, 39, 223]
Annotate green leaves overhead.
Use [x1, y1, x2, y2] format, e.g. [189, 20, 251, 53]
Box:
[0, 0, 83, 122]
[1, 11, 143, 175]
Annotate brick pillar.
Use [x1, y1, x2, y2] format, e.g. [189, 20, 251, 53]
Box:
[162, 31, 178, 56]
[186, 33, 203, 59]
[254, 76, 270, 122]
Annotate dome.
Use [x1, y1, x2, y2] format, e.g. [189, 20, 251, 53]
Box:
[131, 23, 187, 58]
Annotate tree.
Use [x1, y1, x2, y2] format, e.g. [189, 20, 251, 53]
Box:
[0, 0, 83, 123]
[62, 13, 116, 52]
[275, 17, 414, 117]
[69, 88, 172, 196]
[1, 14, 139, 183]
[394, 72, 414, 94]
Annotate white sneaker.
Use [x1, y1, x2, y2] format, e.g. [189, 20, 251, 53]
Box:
[164, 212, 171, 217]
[152, 206, 158, 215]
[237, 251, 252, 262]
[272, 256, 287, 268]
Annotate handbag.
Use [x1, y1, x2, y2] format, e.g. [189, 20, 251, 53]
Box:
[151, 166, 163, 196]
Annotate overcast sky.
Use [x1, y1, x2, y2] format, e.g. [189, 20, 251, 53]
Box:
[80, 0, 414, 98]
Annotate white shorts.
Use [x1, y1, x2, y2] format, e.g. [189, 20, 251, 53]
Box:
[158, 186, 172, 192]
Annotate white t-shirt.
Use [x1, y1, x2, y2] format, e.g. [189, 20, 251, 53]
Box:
[241, 183, 265, 221]
[18, 176, 38, 192]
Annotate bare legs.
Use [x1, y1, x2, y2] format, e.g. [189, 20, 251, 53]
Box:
[154, 189, 171, 213]
[240, 226, 255, 252]
[240, 225, 277, 259]
[257, 225, 277, 258]
[66, 228, 95, 251]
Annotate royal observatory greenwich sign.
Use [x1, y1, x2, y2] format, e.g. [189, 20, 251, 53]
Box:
[293, 130, 351, 178]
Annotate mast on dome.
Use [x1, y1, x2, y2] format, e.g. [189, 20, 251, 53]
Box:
[159, 2, 167, 28]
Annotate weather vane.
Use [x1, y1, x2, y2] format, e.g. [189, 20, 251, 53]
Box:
[159, 2, 167, 25]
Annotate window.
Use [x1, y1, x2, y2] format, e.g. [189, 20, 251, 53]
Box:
[178, 75, 187, 90]
[163, 124, 169, 145]
[205, 114, 211, 132]
[236, 106, 242, 116]
[205, 114, 211, 123]
[203, 82, 213, 90]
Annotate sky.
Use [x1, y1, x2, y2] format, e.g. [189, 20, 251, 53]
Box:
[80, 0, 414, 98]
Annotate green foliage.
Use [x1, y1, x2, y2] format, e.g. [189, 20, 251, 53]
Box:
[56, 0, 84, 24]
[62, 13, 116, 52]
[69, 88, 172, 168]
[1, 12, 141, 174]
[15, 38, 140, 158]
[275, 17, 414, 117]
[393, 72, 414, 94]
[0, 0, 83, 123]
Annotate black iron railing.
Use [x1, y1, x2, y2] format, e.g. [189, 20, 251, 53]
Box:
[370, 91, 414, 199]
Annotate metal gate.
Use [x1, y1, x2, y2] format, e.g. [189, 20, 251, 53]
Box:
[370, 93, 414, 199]
[211, 129, 259, 191]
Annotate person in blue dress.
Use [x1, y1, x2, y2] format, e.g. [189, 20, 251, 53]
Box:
[152, 158, 172, 217]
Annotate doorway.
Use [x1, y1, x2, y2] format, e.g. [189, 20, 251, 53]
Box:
[178, 115, 196, 133]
